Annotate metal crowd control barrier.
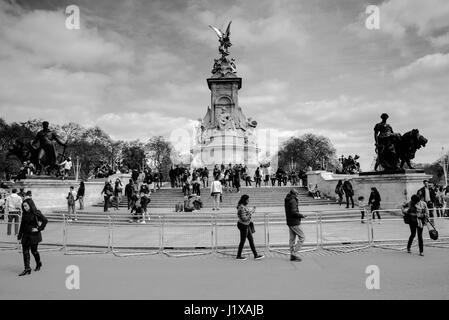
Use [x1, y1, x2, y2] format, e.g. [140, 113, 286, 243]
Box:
[37, 216, 64, 252]
[369, 209, 409, 251]
[318, 209, 372, 253]
[423, 208, 449, 249]
[162, 214, 214, 257]
[214, 213, 267, 257]
[3, 206, 445, 258]
[0, 213, 20, 251]
[63, 214, 112, 255]
[267, 211, 319, 256]
[111, 215, 162, 257]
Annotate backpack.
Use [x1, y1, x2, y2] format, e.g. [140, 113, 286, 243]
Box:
[67, 192, 75, 205]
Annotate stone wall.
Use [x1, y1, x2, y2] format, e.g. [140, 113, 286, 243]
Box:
[9, 173, 131, 213]
[306, 170, 432, 209]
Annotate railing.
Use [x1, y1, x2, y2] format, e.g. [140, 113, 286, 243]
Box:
[3, 207, 448, 257]
[0, 213, 20, 251]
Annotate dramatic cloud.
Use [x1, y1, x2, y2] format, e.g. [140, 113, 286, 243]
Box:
[0, 0, 448, 171]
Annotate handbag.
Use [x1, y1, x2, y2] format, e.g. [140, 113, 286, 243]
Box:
[426, 218, 438, 240]
[403, 213, 410, 224]
[249, 221, 255, 234]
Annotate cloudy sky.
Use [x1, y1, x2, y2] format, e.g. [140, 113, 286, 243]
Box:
[1, 0, 448, 170]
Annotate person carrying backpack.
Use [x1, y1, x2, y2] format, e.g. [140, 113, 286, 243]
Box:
[66, 186, 77, 221]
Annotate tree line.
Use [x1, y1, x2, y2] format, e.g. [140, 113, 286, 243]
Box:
[0, 118, 173, 180]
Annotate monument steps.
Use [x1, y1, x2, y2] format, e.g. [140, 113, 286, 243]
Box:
[91, 186, 335, 208]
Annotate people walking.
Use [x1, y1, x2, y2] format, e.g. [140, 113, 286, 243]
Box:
[6, 188, 22, 236]
[342, 179, 355, 208]
[255, 167, 262, 188]
[17, 198, 48, 276]
[101, 181, 114, 212]
[125, 179, 134, 210]
[76, 180, 85, 210]
[417, 180, 436, 218]
[369, 187, 381, 222]
[335, 180, 344, 206]
[235, 195, 264, 260]
[66, 186, 77, 221]
[210, 175, 223, 211]
[284, 189, 306, 262]
[402, 194, 429, 256]
[114, 178, 123, 210]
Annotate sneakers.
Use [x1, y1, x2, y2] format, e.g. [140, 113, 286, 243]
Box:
[407, 248, 411, 254]
[290, 255, 302, 262]
[236, 256, 247, 260]
[254, 254, 265, 260]
[419, 252, 424, 256]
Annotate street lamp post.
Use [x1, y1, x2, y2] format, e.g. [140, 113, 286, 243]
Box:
[441, 147, 448, 187]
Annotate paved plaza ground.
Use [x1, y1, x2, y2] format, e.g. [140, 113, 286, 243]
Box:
[1, 246, 449, 300]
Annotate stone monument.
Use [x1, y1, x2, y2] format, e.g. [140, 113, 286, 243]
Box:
[191, 21, 259, 169]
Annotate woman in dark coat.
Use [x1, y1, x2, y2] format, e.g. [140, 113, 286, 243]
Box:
[369, 187, 382, 221]
[17, 198, 48, 276]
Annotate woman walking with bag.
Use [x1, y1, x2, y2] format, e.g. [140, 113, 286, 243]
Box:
[402, 194, 429, 256]
[17, 198, 48, 276]
[235, 195, 265, 260]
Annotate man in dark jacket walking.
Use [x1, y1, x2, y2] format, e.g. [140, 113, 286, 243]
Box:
[284, 189, 306, 262]
[342, 179, 355, 208]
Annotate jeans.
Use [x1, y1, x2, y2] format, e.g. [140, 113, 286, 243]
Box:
[22, 243, 40, 270]
[78, 196, 84, 210]
[7, 212, 20, 235]
[288, 225, 305, 255]
[407, 223, 424, 253]
[371, 204, 381, 220]
[68, 204, 76, 219]
[345, 194, 354, 208]
[104, 196, 111, 212]
[127, 196, 132, 210]
[212, 193, 220, 209]
[237, 222, 258, 257]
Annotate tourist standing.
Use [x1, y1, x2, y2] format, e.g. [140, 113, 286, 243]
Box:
[124, 179, 134, 210]
[358, 196, 368, 223]
[255, 167, 262, 188]
[66, 186, 77, 221]
[59, 156, 73, 180]
[233, 168, 241, 193]
[284, 189, 306, 262]
[235, 194, 265, 260]
[6, 188, 22, 236]
[434, 185, 444, 218]
[101, 181, 113, 212]
[139, 182, 151, 221]
[201, 167, 209, 188]
[402, 194, 429, 256]
[335, 180, 344, 206]
[169, 166, 176, 188]
[369, 187, 382, 222]
[114, 178, 123, 210]
[417, 180, 436, 218]
[342, 179, 355, 208]
[210, 175, 223, 211]
[76, 180, 85, 210]
[17, 198, 47, 276]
